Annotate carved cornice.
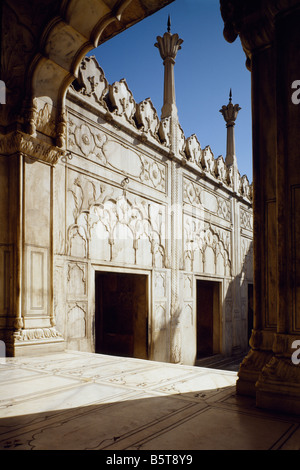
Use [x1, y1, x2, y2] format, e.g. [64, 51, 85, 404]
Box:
[220, 0, 300, 68]
[0, 130, 65, 165]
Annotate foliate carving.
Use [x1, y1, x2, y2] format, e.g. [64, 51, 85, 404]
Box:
[135, 98, 160, 140]
[258, 356, 300, 384]
[108, 79, 136, 124]
[68, 118, 166, 192]
[67, 175, 166, 266]
[74, 56, 109, 108]
[35, 102, 56, 137]
[183, 179, 202, 207]
[177, 123, 186, 156]
[202, 146, 215, 175]
[184, 218, 231, 261]
[185, 134, 202, 166]
[139, 157, 166, 191]
[240, 207, 253, 230]
[0, 130, 63, 164]
[217, 197, 231, 221]
[220, 100, 241, 127]
[155, 31, 183, 61]
[240, 174, 251, 200]
[215, 156, 227, 183]
[158, 117, 171, 147]
[14, 327, 63, 342]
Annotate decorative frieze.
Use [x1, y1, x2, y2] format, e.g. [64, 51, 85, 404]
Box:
[14, 327, 63, 342]
[68, 116, 166, 192]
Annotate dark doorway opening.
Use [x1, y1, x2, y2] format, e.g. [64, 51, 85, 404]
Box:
[95, 271, 148, 359]
[196, 279, 221, 358]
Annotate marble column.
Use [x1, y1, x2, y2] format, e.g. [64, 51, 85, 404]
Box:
[155, 18, 184, 363]
[220, 0, 300, 414]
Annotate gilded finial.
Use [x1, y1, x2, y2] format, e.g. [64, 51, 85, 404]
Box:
[167, 15, 171, 33]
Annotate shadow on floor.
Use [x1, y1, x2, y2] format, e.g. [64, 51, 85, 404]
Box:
[0, 384, 299, 451]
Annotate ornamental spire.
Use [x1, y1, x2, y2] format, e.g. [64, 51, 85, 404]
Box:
[219, 90, 241, 168]
[167, 15, 171, 33]
[155, 17, 183, 119]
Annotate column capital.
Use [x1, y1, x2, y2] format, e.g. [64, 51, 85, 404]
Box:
[220, 0, 300, 69]
[220, 90, 241, 127]
[155, 18, 183, 121]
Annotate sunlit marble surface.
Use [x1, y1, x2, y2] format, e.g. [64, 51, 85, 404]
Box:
[0, 351, 299, 450]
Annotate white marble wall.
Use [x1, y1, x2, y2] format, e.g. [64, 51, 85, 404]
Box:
[47, 56, 253, 364]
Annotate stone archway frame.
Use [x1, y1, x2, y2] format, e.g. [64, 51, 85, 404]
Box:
[23, 0, 174, 149]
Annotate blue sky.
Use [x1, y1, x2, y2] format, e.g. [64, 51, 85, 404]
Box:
[88, 0, 253, 181]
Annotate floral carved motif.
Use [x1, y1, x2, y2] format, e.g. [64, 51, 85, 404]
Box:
[135, 98, 160, 140]
[109, 79, 136, 124]
[68, 117, 166, 192]
[73, 56, 108, 108]
[240, 207, 253, 230]
[185, 134, 202, 166]
[202, 146, 215, 175]
[183, 179, 202, 207]
[67, 174, 166, 266]
[217, 197, 231, 221]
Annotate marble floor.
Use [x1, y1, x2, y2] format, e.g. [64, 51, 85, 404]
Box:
[0, 350, 299, 451]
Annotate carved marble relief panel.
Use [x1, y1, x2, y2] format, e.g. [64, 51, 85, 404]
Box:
[72, 56, 109, 109]
[135, 98, 160, 141]
[183, 178, 202, 208]
[183, 176, 231, 223]
[183, 215, 231, 276]
[66, 171, 167, 267]
[67, 302, 87, 340]
[241, 237, 253, 280]
[67, 115, 166, 193]
[240, 206, 253, 232]
[67, 262, 87, 298]
[151, 270, 171, 362]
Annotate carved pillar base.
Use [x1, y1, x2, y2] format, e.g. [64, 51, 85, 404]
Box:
[236, 350, 273, 397]
[5, 327, 65, 357]
[256, 357, 300, 415]
[236, 329, 274, 396]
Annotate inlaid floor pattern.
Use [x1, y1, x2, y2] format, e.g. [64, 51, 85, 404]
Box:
[0, 351, 299, 450]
